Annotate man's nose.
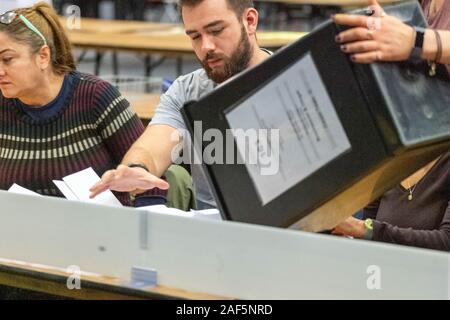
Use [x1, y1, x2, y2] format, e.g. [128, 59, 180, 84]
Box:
[201, 35, 216, 53]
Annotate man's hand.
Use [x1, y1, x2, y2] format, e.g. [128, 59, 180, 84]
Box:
[89, 164, 170, 199]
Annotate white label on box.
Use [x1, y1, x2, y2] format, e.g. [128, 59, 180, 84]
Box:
[226, 53, 351, 205]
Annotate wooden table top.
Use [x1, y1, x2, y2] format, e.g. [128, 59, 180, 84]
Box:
[65, 20, 304, 121]
[67, 29, 307, 55]
[59, 17, 177, 34]
[124, 92, 160, 121]
[0, 258, 229, 300]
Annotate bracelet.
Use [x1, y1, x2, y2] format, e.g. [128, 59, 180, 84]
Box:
[127, 163, 150, 172]
[434, 29, 443, 64]
[429, 30, 443, 77]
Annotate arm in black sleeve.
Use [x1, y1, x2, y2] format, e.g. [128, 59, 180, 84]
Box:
[372, 201, 450, 251]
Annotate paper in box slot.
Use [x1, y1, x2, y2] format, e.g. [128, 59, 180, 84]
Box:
[181, 1, 450, 232]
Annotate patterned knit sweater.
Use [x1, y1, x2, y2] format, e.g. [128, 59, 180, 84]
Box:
[0, 72, 157, 206]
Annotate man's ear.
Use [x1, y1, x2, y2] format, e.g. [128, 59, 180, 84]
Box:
[36, 45, 51, 71]
[242, 7, 258, 36]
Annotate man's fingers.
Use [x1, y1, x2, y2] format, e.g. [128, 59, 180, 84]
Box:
[89, 181, 103, 192]
[89, 166, 170, 199]
[100, 170, 116, 184]
[150, 177, 170, 190]
[89, 184, 110, 198]
[89, 170, 116, 197]
[331, 229, 343, 236]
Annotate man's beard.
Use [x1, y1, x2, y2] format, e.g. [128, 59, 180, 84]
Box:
[201, 25, 253, 84]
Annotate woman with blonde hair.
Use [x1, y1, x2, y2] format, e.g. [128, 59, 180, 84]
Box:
[0, 2, 168, 204]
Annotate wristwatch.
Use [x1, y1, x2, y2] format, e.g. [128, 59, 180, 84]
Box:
[410, 26, 426, 62]
[127, 163, 149, 172]
[363, 218, 374, 240]
[127, 163, 149, 201]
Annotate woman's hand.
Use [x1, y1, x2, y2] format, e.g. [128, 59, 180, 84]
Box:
[333, 0, 416, 63]
[332, 217, 366, 238]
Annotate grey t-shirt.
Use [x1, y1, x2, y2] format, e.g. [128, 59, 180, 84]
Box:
[150, 68, 217, 209]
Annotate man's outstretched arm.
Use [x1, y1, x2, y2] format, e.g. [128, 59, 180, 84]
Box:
[90, 124, 180, 198]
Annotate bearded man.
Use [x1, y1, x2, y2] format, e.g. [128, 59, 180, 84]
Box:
[90, 0, 271, 209]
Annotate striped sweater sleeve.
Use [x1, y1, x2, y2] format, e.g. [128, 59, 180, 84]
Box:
[91, 80, 167, 201]
[92, 80, 145, 164]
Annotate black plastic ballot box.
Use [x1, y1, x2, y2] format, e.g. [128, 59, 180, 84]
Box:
[181, 1, 450, 232]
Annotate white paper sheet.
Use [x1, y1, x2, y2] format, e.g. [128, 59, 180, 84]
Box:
[140, 205, 196, 218]
[190, 208, 222, 221]
[8, 184, 42, 197]
[52, 180, 78, 201]
[140, 205, 222, 220]
[62, 167, 122, 207]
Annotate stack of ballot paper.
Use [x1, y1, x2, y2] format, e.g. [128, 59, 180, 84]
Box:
[9, 167, 122, 207]
[8, 167, 222, 220]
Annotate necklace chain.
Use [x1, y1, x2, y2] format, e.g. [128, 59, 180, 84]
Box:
[407, 183, 418, 201]
[403, 157, 440, 201]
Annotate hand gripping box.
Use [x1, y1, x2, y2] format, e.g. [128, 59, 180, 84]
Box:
[181, 1, 450, 232]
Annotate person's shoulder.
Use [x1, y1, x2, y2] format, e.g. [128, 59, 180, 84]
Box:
[437, 151, 450, 167]
[71, 72, 113, 87]
[72, 72, 122, 100]
[172, 68, 211, 88]
[0, 91, 9, 111]
[428, 151, 450, 180]
[178, 68, 207, 80]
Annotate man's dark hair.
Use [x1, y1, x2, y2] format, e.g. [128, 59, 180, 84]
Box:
[177, 0, 254, 18]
